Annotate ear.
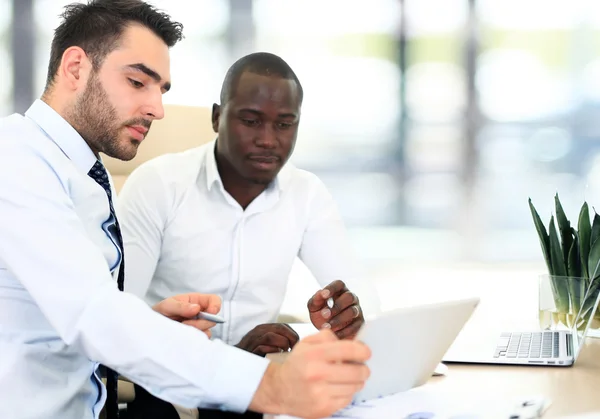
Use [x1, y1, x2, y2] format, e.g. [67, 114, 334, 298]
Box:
[211, 103, 221, 133]
[59, 46, 92, 91]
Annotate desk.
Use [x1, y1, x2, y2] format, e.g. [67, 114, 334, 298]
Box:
[264, 271, 600, 418]
[435, 339, 600, 417]
[265, 337, 600, 418]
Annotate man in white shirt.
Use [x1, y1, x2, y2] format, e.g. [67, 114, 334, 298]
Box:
[120, 52, 380, 356]
[0, 2, 371, 419]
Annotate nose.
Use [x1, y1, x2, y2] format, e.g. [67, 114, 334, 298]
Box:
[255, 124, 277, 149]
[140, 89, 165, 120]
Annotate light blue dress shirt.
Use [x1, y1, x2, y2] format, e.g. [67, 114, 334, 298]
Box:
[0, 100, 269, 419]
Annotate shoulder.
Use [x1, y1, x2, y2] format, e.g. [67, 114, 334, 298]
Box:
[0, 114, 72, 189]
[281, 163, 331, 198]
[124, 143, 210, 191]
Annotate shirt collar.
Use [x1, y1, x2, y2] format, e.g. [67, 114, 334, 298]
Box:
[205, 138, 292, 192]
[205, 139, 221, 191]
[24, 99, 98, 173]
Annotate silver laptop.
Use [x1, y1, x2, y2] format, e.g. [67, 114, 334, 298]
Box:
[443, 288, 600, 367]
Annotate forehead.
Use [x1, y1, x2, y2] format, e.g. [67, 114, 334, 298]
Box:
[230, 72, 300, 110]
[102, 24, 171, 81]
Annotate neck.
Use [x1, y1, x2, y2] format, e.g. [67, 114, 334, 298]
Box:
[214, 150, 268, 210]
[40, 93, 101, 159]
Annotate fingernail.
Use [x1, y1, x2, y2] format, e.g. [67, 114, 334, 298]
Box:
[321, 289, 330, 298]
[321, 308, 331, 319]
[322, 323, 331, 329]
[190, 304, 200, 309]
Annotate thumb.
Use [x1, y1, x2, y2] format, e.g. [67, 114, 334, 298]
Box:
[300, 328, 337, 344]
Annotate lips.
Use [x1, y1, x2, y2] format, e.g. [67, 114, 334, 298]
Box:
[126, 125, 148, 141]
[248, 155, 280, 170]
[249, 156, 278, 163]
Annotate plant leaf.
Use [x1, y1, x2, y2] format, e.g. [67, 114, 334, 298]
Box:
[576, 279, 600, 324]
[529, 198, 553, 275]
[578, 202, 591, 281]
[549, 216, 569, 312]
[568, 231, 582, 278]
[589, 237, 600, 281]
[568, 233, 582, 315]
[555, 194, 573, 268]
[590, 212, 600, 250]
[549, 216, 567, 277]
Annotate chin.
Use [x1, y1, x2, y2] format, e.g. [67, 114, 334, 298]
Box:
[249, 176, 274, 186]
[105, 141, 140, 162]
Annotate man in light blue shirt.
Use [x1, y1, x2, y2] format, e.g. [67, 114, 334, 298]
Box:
[0, 1, 371, 419]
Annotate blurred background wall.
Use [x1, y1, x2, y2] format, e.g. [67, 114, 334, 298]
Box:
[4, 0, 600, 301]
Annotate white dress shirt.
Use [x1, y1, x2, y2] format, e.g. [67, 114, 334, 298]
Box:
[0, 100, 268, 419]
[119, 140, 380, 346]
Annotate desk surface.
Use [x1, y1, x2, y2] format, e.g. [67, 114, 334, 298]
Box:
[265, 273, 600, 418]
[437, 339, 600, 417]
[266, 335, 600, 419]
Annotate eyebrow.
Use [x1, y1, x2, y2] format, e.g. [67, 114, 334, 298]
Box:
[238, 108, 298, 119]
[124, 63, 171, 92]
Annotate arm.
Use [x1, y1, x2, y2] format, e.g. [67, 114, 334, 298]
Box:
[298, 177, 381, 317]
[0, 149, 266, 411]
[118, 162, 167, 299]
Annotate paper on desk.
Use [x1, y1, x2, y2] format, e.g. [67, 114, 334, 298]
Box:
[271, 386, 549, 419]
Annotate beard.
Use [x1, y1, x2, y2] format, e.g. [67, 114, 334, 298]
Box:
[67, 72, 150, 161]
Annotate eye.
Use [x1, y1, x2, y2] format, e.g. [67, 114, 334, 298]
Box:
[277, 122, 293, 130]
[241, 118, 259, 127]
[128, 78, 144, 89]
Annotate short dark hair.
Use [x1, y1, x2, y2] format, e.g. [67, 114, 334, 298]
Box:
[219, 52, 303, 105]
[45, 0, 184, 90]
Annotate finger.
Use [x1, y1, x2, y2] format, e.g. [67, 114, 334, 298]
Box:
[331, 394, 360, 409]
[251, 324, 300, 349]
[329, 292, 359, 318]
[307, 280, 349, 314]
[323, 363, 370, 385]
[307, 290, 328, 313]
[329, 304, 361, 332]
[300, 328, 338, 344]
[204, 329, 212, 339]
[153, 297, 201, 320]
[327, 382, 367, 398]
[185, 293, 222, 314]
[253, 345, 286, 356]
[258, 331, 297, 351]
[205, 294, 222, 315]
[335, 317, 363, 340]
[275, 324, 300, 347]
[182, 319, 217, 332]
[320, 340, 371, 363]
[322, 280, 349, 300]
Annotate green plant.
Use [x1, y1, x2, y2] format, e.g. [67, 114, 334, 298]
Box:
[529, 194, 600, 329]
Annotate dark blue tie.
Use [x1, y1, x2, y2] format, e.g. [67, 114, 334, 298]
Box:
[88, 160, 124, 419]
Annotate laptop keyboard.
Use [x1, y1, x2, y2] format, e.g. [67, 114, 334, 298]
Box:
[494, 331, 560, 359]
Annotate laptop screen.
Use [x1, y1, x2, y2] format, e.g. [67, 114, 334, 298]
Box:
[571, 283, 600, 359]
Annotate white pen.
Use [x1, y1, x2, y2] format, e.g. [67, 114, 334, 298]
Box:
[193, 312, 226, 324]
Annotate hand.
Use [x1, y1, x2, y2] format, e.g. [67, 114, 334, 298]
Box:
[307, 280, 364, 339]
[235, 324, 300, 356]
[249, 329, 371, 418]
[152, 293, 222, 338]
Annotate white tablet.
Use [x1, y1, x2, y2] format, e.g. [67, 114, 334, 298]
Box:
[353, 297, 480, 402]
